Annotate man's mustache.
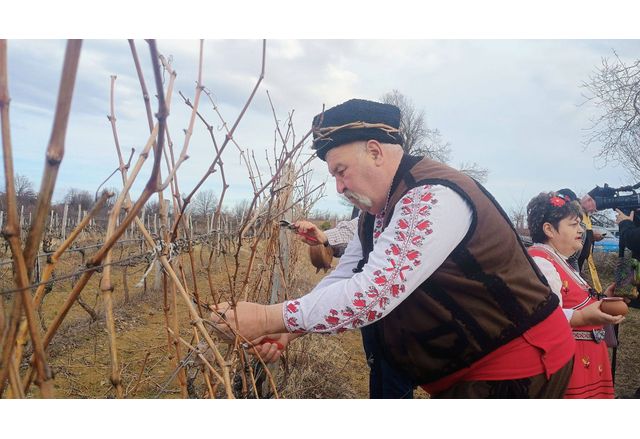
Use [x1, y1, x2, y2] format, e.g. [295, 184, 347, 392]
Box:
[341, 190, 373, 208]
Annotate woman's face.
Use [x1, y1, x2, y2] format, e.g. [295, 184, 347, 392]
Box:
[545, 214, 584, 257]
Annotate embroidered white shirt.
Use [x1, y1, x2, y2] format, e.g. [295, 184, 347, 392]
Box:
[283, 184, 473, 334]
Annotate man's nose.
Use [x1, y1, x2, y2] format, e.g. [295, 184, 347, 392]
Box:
[336, 179, 345, 194]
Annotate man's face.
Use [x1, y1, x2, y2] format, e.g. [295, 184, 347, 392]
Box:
[581, 195, 597, 214]
[325, 141, 381, 214]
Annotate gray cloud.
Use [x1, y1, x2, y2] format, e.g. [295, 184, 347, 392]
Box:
[2, 39, 639, 218]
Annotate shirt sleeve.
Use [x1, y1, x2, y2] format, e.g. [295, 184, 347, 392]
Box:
[283, 184, 473, 334]
[531, 255, 574, 321]
[325, 217, 359, 257]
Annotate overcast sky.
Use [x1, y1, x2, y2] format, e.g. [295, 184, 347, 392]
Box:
[2, 38, 639, 219]
[4, 0, 640, 432]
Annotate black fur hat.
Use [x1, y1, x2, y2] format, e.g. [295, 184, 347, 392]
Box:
[311, 99, 404, 161]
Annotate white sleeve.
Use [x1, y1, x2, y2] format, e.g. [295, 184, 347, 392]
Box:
[283, 184, 472, 334]
[531, 255, 573, 321]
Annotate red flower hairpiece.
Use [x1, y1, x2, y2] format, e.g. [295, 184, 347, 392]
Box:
[549, 196, 567, 207]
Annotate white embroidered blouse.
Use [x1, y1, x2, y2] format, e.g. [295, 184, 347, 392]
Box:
[283, 184, 473, 334]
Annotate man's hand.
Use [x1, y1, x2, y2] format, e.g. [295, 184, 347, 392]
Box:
[249, 333, 291, 363]
[615, 209, 634, 224]
[195, 333, 292, 368]
[210, 301, 286, 342]
[294, 220, 328, 246]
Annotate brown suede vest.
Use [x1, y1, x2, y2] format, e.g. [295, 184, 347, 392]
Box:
[357, 156, 558, 384]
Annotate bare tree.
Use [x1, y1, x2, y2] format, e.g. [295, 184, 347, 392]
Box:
[63, 188, 93, 211]
[192, 188, 218, 218]
[14, 174, 37, 205]
[229, 199, 251, 223]
[144, 199, 160, 216]
[582, 52, 640, 178]
[458, 161, 489, 184]
[509, 203, 528, 236]
[381, 89, 451, 162]
[381, 90, 489, 183]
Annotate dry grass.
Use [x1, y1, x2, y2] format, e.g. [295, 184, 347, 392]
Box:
[6, 242, 637, 398]
[279, 333, 365, 398]
[1, 239, 378, 398]
[586, 251, 640, 398]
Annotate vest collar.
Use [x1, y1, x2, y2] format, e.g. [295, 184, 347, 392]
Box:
[379, 154, 422, 216]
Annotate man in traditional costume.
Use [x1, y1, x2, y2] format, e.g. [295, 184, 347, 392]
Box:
[214, 99, 575, 397]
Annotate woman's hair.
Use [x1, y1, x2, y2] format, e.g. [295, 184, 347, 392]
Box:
[526, 191, 583, 243]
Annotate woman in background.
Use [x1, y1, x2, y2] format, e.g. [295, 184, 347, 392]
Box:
[526, 191, 625, 398]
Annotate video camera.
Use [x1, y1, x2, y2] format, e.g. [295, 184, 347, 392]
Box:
[588, 182, 640, 217]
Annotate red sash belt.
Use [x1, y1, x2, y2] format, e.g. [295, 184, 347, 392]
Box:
[422, 307, 575, 396]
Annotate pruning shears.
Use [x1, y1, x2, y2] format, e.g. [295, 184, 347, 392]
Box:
[279, 220, 321, 244]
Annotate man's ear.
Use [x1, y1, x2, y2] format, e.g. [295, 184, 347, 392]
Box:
[365, 140, 383, 163]
[542, 222, 555, 240]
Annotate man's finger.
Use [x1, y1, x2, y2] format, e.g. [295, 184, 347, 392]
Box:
[254, 343, 281, 363]
[261, 337, 285, 350]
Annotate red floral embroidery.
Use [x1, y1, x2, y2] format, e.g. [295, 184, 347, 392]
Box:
[284, 185, 437, 333]
[342, 308, 355, 318]
[286, 301, 299, 313]
[387, 243, 402, 256]
[411, 235, 424, 246]
[406, 250, 420, 261]
[366, 286, 379, 298]
[374, 274, 387, 285]
[286, 316, 299, 330]
[373, 214, 385, 240]
[416, 220, 431, 231]
[390, 283, 405, 297]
